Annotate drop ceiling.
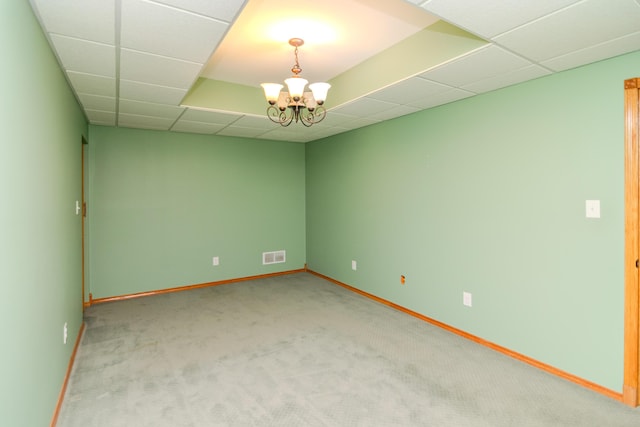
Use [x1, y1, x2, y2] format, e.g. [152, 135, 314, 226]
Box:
[29, 0, 640, 143]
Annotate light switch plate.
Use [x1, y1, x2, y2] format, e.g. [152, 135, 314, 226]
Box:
[463, 292, 472, 307]
[586, 200, 600, 218]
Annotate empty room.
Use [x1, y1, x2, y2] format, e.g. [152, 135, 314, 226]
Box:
[3, 0, 640, 425]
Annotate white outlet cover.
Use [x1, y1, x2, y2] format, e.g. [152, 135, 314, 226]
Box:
[585, 200, 600, 218]
[351, 260, 357, 271]
[213, 256, 219, 266]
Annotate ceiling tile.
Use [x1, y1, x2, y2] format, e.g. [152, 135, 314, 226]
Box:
[260, 129, 310, 143]
[231, 115, 273, 129]
[31, 0, 115, 44]
[407, 87, 475, 109]
[77, 93, 116, 111]
[319, 112, 360, 127]
[119, 99, 185, 120]
[119, 49, 202, 89]
[331, 98, 399, 117]
[180, 108, 241, 124]
[369, 104, 421, 121]
[85, 109, 116, 126]
[367, 77, 455, 104]
[217, 126, 268, 138]
[419, 45, 534, 88]
[421, 0, 581, 38]
[121, 0, 228, 64]
[542, 32, 640, 72]
[494, 0, 640, 62]
[119, 80, 187, 105]
[171, 120, 228, 134]
[461, 64, 551, 94]
[50, 34, 115, 77]
[152, 0, 247, 23]
[118, 113, 175, 130]
[67, 72, 116, 97]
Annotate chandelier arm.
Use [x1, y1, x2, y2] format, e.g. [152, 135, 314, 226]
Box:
[299, 105, 327, 127]
[266, 105, 294, 127]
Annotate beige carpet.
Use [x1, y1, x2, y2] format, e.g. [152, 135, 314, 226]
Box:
[57, 273, 640, 426]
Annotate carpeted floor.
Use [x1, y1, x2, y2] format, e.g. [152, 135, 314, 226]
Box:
[57, 272, 640, 426]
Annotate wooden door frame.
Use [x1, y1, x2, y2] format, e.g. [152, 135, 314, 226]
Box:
[81, 137, 88, 310]
[624, 77, 640, 407]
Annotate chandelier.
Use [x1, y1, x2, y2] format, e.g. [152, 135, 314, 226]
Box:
[260, 38, 331, 127]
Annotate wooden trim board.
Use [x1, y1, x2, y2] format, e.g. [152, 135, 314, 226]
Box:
[624, 77, 640, 407]
[89, 269, 307, 305]
[50, 322, 86, 427]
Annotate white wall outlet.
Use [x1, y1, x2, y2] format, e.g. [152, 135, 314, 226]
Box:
[463, 292, 472, 307]
[585, 200, 600, 218]
[63, 322, 68, 344]
[351, 260, 357, 271]
[212, 256, 219, 266]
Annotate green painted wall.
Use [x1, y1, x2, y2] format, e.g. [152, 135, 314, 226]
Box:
[87, 126, 306, 299]
[306, 50, 640, 392]
[0, 1, 87, 425]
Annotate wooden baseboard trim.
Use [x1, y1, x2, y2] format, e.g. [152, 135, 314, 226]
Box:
[50, 322, 86, 427]
[307, 269, 623, 403]
[90, 269, 307, 305]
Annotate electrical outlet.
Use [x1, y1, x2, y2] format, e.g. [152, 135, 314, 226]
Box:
[63, 322, 68, 344]
[212, 256, 219, 266]
[351, 260, 357, 271]
[586, 200, 600, 218]
[463, 292, 472, 307]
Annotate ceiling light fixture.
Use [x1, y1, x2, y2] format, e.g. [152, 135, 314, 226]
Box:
[261, 38, 330, 127]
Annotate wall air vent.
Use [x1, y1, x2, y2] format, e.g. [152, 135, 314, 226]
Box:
[263, 250, 286, 265]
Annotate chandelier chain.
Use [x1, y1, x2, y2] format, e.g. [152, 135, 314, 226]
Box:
[291, 45, 301, 76]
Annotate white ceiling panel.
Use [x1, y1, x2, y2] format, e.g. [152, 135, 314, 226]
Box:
[367, 77, 451, 104]
[78, 94, 116, 112]
[461, 65, 551, 94]
[420, 45, 536, 88]
[494, 0, 640, 63]
[85, 109, 117, 126]
[153, 0, 247, 22]
[121, 0, 229, 64]
[179, 109, 241, 125]
[119, 49, 202, 89]
[542, 31, 640, 72]
[50, 34, 115, 77]
[118, 114, 176, 131]
[119, 80, 188, 105]
[260, 129, 312, 143]
[332, 98, 399, 117]
[407, 87, 475, 109]
[31, 0, 115, 44]
[171, 121, 228, 134]
[320, 112, 365, 127]
[217, 126, 269, 138]
[231, 115, 273, 130]
[119, 99, 185, 120]
[369, 104, 421, 121]
[67, 72, 116, 97]
[421, 0, 581, 39]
